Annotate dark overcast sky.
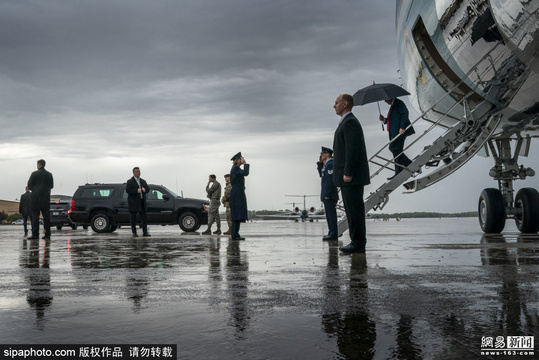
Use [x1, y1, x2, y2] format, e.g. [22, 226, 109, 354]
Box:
[2, 0, 538, 214]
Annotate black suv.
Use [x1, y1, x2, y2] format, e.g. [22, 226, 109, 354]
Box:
[69, 183, 209, 233]
[50, 195, 80, 230]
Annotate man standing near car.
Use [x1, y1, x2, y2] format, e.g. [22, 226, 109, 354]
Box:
[126, 167, 150, 237]
[202, 174, 222, 235]
[19, 186, 33, 236]
[27, 159, 54, 240]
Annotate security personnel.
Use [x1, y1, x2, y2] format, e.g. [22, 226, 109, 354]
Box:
[221, 174, 232, 235]
[317, 146, 339, 240]
[126, 167, 151, 237]
[27, 159, 54, 240]
[19, 186, 33, 236]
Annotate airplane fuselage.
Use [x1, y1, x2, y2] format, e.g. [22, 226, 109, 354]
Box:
[396, 0, 538, 139]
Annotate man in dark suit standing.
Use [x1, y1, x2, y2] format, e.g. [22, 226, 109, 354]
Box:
[19, 186, 33, 236]
[126, 167, 151, 237]
[379, 98, 415, 179]
[332, 94, 370, 253]
[27, 159, 54, 240]
[317, 146, 339, 240]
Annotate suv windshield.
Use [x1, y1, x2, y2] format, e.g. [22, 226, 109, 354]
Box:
[161, 186, 180, 198]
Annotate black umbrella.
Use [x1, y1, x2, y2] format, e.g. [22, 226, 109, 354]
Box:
[353, 82, 410, 131]
[353, 83, 410, 106]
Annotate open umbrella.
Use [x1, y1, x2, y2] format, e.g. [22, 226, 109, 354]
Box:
[353, 82, 410, 130]
[353, 82, 410, 106]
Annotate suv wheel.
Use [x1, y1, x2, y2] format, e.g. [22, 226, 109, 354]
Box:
[179, 212, 199, 232]
[70, 224, 78, 230]
[56, 225, 62, 230]
[91, 213, 111, 233]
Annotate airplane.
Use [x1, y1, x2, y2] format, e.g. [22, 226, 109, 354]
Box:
[263, 195, 327, 222]
[342, 0, 539, 235]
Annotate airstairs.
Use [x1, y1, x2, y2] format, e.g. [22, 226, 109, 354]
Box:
[336, 45, 529, 236]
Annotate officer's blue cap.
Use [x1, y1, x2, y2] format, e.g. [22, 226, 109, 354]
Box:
[231, 152, 242, 161]
[321, 147, 333, 155]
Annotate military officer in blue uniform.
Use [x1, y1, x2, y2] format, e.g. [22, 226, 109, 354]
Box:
[229, 152, 250, 240]
[317, 146, 339, 240]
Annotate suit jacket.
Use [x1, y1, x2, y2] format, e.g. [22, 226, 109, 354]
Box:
[384, 98, 415, 139]
[27, 168, 54, 210]
[332, 113, 370, 187]
[317, 158, 339, 201]
[126, 176, 150, 212]
[19, 191, 32, 216]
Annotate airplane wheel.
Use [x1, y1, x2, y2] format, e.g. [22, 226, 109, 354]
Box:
[478, 188, 506, 233]
[514, 188, 539, 233]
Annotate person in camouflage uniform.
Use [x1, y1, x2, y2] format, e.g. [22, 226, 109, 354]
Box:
[202, 174, 222, 235]
[221, 174, 232, 235]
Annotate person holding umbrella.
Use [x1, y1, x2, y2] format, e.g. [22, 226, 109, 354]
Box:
[353, 83, 415, 180]
[379, 97, 415, 179]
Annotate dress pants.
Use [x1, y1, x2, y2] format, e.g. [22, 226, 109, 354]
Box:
[340, 185, 366, 247]
[389, 135, 412, 174]
[322, 198, 338, 238]
[23, 214, 33, 234]
[130, 211, 148, 234]
[31, 208, 50, 238]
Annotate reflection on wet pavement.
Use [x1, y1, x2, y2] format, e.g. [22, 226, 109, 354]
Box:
[1, 218, 538, 359]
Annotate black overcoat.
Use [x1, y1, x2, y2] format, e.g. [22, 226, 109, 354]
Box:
[126, 177, 150, 212]
[27, 168, 54, 210]
[332, 113, 370, 187]
[230, 164, 250, 221]
[19, 191, 32, 216]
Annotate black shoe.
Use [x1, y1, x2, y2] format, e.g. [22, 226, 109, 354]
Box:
[27, 236, 39, 240]
[202, 229, 212, 235]
[339, 243, 366, 253]
[323, 235, 338, 241]
[232, 237, 245, 240]
[213, 229, 222, 235]
[143, 233, 151, 237]
[387, 174, 396, 180]
[132, 233, 138, 237]
[42, 236, 51, 240]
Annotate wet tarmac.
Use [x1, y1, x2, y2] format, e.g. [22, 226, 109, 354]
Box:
[0, 218, 538, 359]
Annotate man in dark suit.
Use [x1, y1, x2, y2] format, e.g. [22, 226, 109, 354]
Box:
[27, 159, 54, 240]
[332, 94, 370, 253]
[317, 146, 339, 240]
[379, 98, 415, 179]
[19, 186, 33, 236]
[126, 167, 151, 237]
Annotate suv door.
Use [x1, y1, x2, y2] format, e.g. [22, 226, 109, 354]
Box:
[116, 187, 131, 224]
[146, 185, 176, 223]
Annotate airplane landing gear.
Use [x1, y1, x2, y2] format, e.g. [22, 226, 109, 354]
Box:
[478, 188, 506, 233]
[514, 188, 539, 233]
[479, 138, 538, 234]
